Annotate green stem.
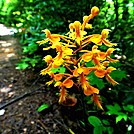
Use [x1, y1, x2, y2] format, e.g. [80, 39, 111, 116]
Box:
[80, 89, 88, 131]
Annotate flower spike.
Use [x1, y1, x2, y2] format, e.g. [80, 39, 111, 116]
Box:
[38, 6, 119, 109]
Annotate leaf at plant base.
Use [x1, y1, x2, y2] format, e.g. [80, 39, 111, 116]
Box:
[106, 103, 121, 115]
[88, 116, 103, 127]
[37, 104, 49, 112]
[93, 126, 103, 134]
[116, 114, 127, 123]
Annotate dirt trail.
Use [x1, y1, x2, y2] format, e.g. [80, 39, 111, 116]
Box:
[0, 26, 56, 134]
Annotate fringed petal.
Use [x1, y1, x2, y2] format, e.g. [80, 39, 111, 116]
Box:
[94, 69, 106, 78]
[82, 52, 93, 62]
[92, 94, 103, 110]
[106, 74, 119, 85]
[63, 78, 73, 88]
[59, 87, 67, 103]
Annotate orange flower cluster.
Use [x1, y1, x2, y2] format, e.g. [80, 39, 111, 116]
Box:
[37, 6, 119, 109]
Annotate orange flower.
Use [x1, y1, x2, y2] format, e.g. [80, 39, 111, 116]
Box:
[39, 6, 120, 108]
[73, 21, 81, 43]
[94, 69, 106, 78]
[82, 6, 99, 31]
[80, 72, 99, 96]
[67, 21, 87, 45]
[81, 45, 106, 67]
[63, 78, 74, 88]
[43, 29, 61, 43]
[54, 74, 63, 81]
[40, 63, 52, 75]
[92, 94, 103, 110]
[106, 74, 119, 85]
[89, 29, 117, 47]
[94, 67, 119, 85]
[81, 52, 93, 62]
[43, 55, 53, 64]
[59, 87, 68, 103]
[83, 81, 99, 96]
[82, 15, 92, 31]
[73, 63, 90, 77]
[91, 6, 99, 17]
[105, 67, 119, 85]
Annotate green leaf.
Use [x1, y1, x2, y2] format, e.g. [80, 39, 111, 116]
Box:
[102, 120, 110, 125]
[130, 115, 134, 124]
[16, 62, 29, 69]
[51, 66, 66, 73]
[88, 116, 102, 127]
[110, 70, 126, 81]
[123, 105, 134, 112]
[103, 127, 113, 134]
[87, 71, 105, 89]
[109, 62, 122, 68]
[106, 103, 121, 115]
[37, 104, 49, 112]
[22, 46, 29, 53]
[30, 59, 38, 67]
[93, 126, 103, 134]
[28, 43, 38, 54]
[116, 114, 127, 123]
[85, 61, 94, 67]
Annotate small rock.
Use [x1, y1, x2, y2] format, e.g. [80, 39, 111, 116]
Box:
[0, 109, 5, 116]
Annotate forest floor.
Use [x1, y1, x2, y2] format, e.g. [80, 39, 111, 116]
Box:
[0, 25, 86, 134]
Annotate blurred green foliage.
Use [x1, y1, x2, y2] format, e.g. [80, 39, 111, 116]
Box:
[0, 0, 134, 133]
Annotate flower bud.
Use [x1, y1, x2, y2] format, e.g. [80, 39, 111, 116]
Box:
[69, 23, 74, 31]
[44, 55, 52, 63]
[101, 29, 110, 38]
[42, 29, 51, 37]
[83, 16, 89, 22]
[91, 6, 99, 17]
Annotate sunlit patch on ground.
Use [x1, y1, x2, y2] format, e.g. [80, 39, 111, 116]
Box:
[0, 24, 18, 103]
[0, 87, 12, 93]
[0, 24, 18, 62]
[0, 24, 17, 36]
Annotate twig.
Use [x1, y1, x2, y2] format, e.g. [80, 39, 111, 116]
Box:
[54, 118, 75, 134]
[37, 120, 50, 133]
[0, 85, 46, 110]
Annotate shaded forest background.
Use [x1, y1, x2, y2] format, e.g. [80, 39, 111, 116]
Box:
[0, 0, 134, 133]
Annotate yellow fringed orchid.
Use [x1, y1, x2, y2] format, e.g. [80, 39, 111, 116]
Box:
[38, 6, 119, 109]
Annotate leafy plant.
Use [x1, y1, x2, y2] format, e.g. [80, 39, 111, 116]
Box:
[35, 7, 126, 134]
[37, 104, 49, 112]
